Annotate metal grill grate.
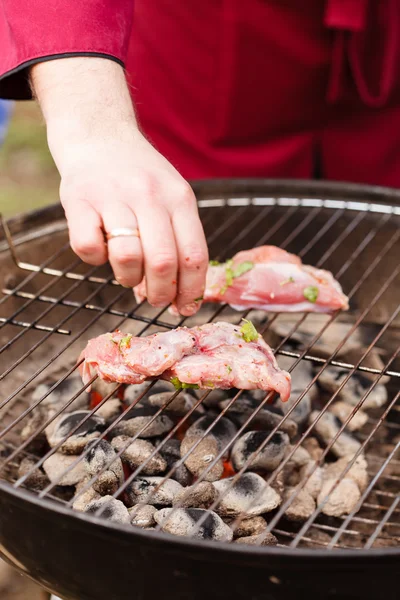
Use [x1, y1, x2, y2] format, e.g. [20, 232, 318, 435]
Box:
[0, 182, 399, 552]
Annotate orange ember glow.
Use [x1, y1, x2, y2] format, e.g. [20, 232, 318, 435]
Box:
[175, 420, 191, 441]
[222, 460, 236, 479]
[90, 391, 103, 409]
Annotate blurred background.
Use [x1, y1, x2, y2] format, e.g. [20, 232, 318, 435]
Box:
[0, 99, 57, 599]
[1, 100, 58, 218]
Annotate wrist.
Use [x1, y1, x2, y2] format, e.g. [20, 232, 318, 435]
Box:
[31, 57, 139, 169]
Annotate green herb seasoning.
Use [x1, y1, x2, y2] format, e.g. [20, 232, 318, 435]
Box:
[226, 365, 232, 374]
[118, 334, 132, 350]
[279, 276, 295, 286]
[209, 260, 220, 266]
[170, 377, 199, 390]
[233, 261, 254, 278]
[240, 319, 259, 342]
[220, 260, 254, 295]
[303, 285, 319, 303]
[194, 296, 204, 302]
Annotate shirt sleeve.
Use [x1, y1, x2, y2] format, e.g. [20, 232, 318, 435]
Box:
[0, 1, 134, 99]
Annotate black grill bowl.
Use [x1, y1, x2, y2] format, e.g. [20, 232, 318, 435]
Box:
[0, 485, 399, 600]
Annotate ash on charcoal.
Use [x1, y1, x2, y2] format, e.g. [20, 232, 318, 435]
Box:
[232, 516, 267, 538]
[302, 437, 323, 460]
[46, 411, 105, 455]
[271, 316, 363, 355]
[323, 455, 368, 492]
[159, 439, 192, 486]
[111, 435, 167, 475]
[95, 398, 122, 423]
[84, 495, 130, 524]
[219, 395, 297, 439]
[318, 367, 387, 409]
[318, 478, 361, 517]
[284, 487, 316, 522]
[194, 387, 228, 407]
[277, 452, 322, 501]
[17, 457, 49, 491]
[277, 356, 315, 425]
[310, 411, 361, 458]
[329, 401, 368, 432]
[43, 452, 86, 486]
[33, 376, 89, 412]
[129, 504, 157, 528]
[299, 462, 323, 500]
[20, 406, 48, 452]
[84, 439, 124, 495]
[110, 405, 174, 439]
[124, 381, 173, 405]
[173, 481, 216, 509]
[180, 435, 224, 482]
[231, 430, 289, 472]
[146, 391, 204, 416]
[126, 476, 183, 507]
[287, 446, 312, 468]
[73, 482, 101, 511]
[213, 473, 281, 517]
[155, 507, 233, 542]
[186, 415, 237, 455]
[234, 532, 278, 546]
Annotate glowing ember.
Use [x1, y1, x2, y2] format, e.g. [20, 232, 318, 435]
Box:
[222, 460, 236, 479]
[90, 391, 103, 409]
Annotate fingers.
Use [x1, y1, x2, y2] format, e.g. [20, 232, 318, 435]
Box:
[63, 200, 107, 266]
[102, 204, 144, 288]
[136, 204, 178, 307]
[171, 191, 209, 316]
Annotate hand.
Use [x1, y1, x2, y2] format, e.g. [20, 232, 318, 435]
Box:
[31, 58, 208, 316]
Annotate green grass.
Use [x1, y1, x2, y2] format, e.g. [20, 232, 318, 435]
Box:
[0, 102, 59, 217]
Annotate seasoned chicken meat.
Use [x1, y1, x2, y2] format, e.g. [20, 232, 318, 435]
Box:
[134, 246, 349, 314]
[79, 321, 291, 401]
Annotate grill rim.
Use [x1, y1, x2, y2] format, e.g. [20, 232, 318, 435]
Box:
[0, 177, 399, 558]
[2, 177, 400, 251]
[1, 482, 399, 560]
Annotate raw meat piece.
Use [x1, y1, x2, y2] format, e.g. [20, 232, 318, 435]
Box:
[134, 246, 349, 314]
[79, 322, 291, 401]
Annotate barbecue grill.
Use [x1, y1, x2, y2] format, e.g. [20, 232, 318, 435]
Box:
[0, 179, 399, 600]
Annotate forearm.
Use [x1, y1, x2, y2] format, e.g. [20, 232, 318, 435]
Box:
[31, 57, 139, 171]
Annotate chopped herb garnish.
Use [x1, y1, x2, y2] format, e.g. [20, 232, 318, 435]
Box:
[226, 365, 232, 374]
[209, 260, 221, 266]
[303, 285, 319, 303]
[220, 260, 254, 295]
[204, 381, 215, 389]
[194, 296, 204, 302]
[233, 261, 254, 278]
[170, 376, 199, 390]
[240, 319, 259, 343]
[280, 276, 295, 286]
[118, 334, 132, 350]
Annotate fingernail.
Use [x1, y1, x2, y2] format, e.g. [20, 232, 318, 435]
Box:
[180, 303, 198, 316]
[116, 279, 132, 289]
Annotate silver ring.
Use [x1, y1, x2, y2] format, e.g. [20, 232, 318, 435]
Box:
[106, 228, 140, 241]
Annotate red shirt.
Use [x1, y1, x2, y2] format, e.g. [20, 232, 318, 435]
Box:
[1, 0, 400, 186]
